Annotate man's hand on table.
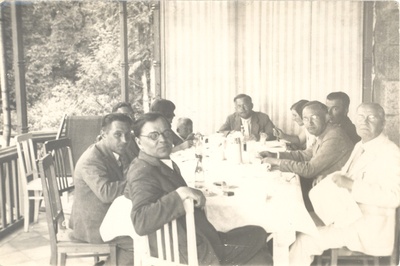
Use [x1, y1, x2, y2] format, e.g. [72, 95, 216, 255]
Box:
[261, 157, 281, 168]
[176, 187, 206, 209]
[258, 150, 277, 158]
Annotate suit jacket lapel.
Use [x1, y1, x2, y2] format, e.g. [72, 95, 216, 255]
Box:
[138, 151, 187, 188]
[250, 113, 260, 136]
[348, 150, 374, 177]
[95, 141, 124, 180]
[234, 114, 242, 131]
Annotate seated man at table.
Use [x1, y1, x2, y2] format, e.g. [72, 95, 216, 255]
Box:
[219, 93, 275, 141]
[125, 112, 273, 265]
[150, 98, 193, 152]
[69, 113, 135, 265]
[112, 101, 140, 158]
[326, 91, 361, 144]
[289, 103, 400, 265]
[112, 101, 136, 121]
[261, 101, 354, 211]
[176, 117, 195, 141]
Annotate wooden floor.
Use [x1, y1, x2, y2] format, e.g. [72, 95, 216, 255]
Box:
[0, 211, 106, 266]
[0, 209, 394, 266]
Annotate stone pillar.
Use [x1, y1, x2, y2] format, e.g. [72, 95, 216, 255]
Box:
[373, 1, 399, 145]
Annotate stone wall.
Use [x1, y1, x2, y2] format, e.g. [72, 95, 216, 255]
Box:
[373, 1, 400, 145]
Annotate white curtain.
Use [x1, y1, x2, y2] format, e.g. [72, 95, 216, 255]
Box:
[162, 0, 363, 135]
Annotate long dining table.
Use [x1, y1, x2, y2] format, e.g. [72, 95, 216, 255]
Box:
[100, 139, 319, 266]
[170, 142, 319, 266]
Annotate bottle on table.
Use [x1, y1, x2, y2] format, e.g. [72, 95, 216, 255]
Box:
[194, 154, 205, 189]
[240, 125, 248, 163]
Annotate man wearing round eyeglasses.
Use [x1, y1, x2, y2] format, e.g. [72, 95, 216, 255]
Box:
[219, 94, 276, 141]
[289, 103, 400, 265]
[125, 112, 273, 265]
[260, 101, 354, 211]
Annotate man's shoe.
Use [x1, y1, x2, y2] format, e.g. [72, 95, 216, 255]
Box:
[94, 260, 105, 266]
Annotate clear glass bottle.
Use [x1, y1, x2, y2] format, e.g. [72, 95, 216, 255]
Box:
[194, 154, 205, 189]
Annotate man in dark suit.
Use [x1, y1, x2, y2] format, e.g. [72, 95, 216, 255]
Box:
[69, 113, 136, 265]
[112, 101, 140, 158]
[150, 98, 193, 152]
[261, 101, 354, 211]
[326, 91, 361, 144]
[219, 93, 275, 141]
[125, 112, 273, 265]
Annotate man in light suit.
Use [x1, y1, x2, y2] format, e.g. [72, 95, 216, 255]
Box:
[125, 112, 273, 265]
[289, 103, 400, 265]
[261, 101, 354, 211]
[219, 94, 276, 141]
[69, 113, 136, 265]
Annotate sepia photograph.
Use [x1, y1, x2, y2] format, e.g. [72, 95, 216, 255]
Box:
[0, 0, 399, 265]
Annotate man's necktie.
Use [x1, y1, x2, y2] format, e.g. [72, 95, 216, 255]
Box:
[117, 157, 124, 172]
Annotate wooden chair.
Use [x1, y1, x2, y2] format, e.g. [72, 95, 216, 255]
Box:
[100, 195, 198, 266]
[56, 114, 103, 163]
[44, 138, 74, 193]
[38, 153, 117, 266]
[134, 198, 198, 266]
[15, 133, 42, 232]
[316, 208, 400, 266]
[44, 138, 75, 212]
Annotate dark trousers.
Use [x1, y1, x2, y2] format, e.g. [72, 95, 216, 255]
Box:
[300, 176, 314, 212]
[218, 225, 273, 265]
[106, 236, 133, 266]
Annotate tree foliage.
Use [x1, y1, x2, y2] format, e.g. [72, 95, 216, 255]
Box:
[1, 1, 154, 132]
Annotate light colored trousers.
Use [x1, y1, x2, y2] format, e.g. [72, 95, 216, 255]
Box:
[289, 225, 354, 265]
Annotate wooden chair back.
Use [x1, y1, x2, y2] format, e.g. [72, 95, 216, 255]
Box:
[100, 196, 198, 265]
[56, 115, 103, 163]
[38, 154, 117, 266]
[15, 133, 42, 232]
[134, 198, 198, 266]
[44, 138, 75, 194]
[16, 133, 39, 188]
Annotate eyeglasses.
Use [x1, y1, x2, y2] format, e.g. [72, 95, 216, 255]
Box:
[356, 114, 379, 123]
[302, 115, 320, 123]
[140, 129, 174, 141]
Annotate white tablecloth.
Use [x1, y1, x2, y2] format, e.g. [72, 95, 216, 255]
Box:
[171, 148, 319, 266]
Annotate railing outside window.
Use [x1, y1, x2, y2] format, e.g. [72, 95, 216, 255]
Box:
[0, 131, 56, 239]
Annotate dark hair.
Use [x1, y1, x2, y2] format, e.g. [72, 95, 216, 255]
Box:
[290, 100, 309, 118]
[149, 99, 176, 118]
[101, 113, 132, 131]
[111, 102, 133, 113]
[326, 92, 350, 109]
[177, 117, 193, 127]
[233, 94, 252, 103]
[302, 101, 328, 115]
[132, 112, 171, 138]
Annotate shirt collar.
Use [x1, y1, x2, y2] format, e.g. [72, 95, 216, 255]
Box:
[112, 152, 120, 161]
[161, 159, 174, 170]
[240, 117, 251, 123]
[360, 133, 386, 151]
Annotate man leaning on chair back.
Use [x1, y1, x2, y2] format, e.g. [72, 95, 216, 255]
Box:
[69, 113, 136, 265]
[289, 103, 400, 265]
